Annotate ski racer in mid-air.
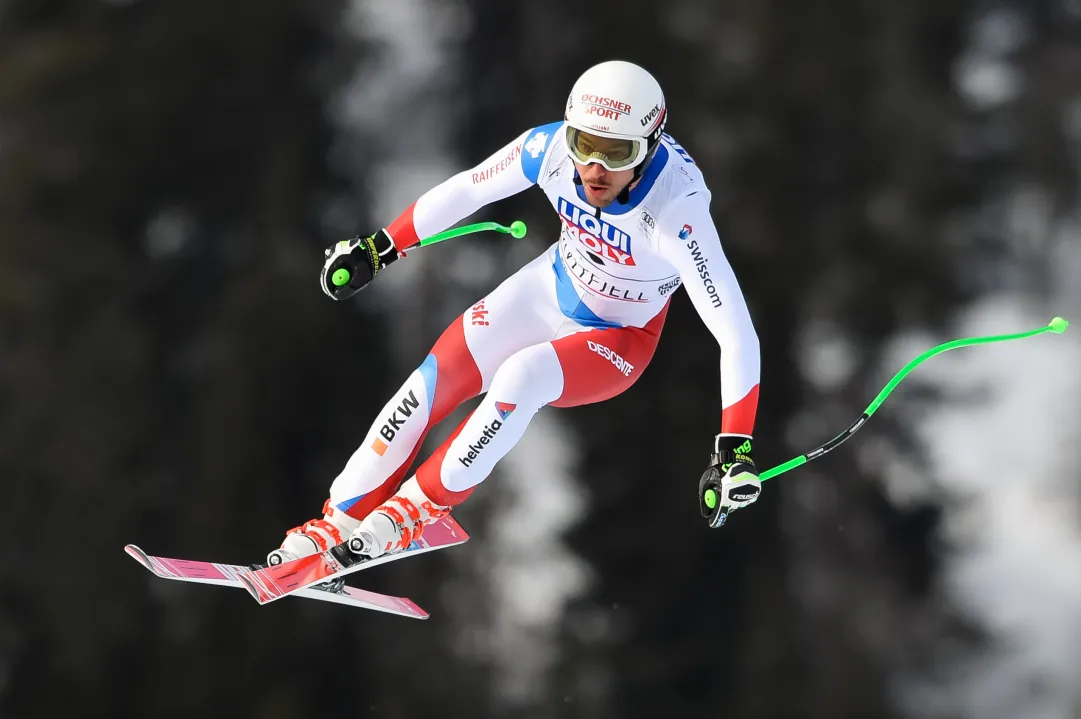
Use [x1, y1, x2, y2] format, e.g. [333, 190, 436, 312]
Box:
[267, 60, 763, 566]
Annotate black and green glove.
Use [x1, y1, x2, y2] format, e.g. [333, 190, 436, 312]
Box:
[320, 229, 399, 301]
[698, 434, 761, 528]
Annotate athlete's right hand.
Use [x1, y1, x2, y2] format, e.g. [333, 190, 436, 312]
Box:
[320, 229, 399, 301]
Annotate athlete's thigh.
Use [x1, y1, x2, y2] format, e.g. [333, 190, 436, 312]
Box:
[549, 302, 669, 408]
[459, 249, 563, 392]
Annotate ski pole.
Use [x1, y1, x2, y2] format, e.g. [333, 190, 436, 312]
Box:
[702, 316, 1070, 510]
[416, 220, 528, 250]
[330, 220, 528, 289]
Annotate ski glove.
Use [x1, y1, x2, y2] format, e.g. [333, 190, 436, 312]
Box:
[320, 229, 399, 301]
[699, 434, 761, 528]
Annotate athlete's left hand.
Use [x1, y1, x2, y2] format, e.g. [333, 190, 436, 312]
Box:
[698, 434, 761, 528]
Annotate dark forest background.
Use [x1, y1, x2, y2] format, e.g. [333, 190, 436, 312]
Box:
[1, 1, 1078, 718]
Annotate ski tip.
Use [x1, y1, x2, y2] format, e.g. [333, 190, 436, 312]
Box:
[125, 544, 154, 571]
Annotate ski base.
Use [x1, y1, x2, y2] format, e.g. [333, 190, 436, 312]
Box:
[239, 516, 468, 605]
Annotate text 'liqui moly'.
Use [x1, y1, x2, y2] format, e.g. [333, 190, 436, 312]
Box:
[557, 197, 635, 266]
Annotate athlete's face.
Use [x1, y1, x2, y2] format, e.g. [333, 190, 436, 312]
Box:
[574, 160, 635, 208]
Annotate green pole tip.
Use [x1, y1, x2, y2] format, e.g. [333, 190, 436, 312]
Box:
[509, 220, 527, 239]
[1049, 317, 1069, 334]
[703, 488, 718, 510]
[332, 268, 351, 287]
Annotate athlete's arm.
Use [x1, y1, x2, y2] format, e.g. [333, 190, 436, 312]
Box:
[319, 124, 560, 301]
[656, 192, 761, 435]
[384, 124, 560, 251]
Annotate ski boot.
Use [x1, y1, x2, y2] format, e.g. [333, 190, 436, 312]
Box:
[267, 499, 361, 566]
[345, 478, 450, 559]
[264, 499, 362, 592]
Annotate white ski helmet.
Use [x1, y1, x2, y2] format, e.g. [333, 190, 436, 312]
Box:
[563, 60, 667, 174]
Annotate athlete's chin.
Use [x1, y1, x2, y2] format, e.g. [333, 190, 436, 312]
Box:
[584, 186, 617, 207]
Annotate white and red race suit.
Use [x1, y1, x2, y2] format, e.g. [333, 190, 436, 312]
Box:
[328, 122, 761, 517]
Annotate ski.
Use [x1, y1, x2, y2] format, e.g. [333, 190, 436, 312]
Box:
[238, 515, 468, 605]
[125, 545, 429, 619]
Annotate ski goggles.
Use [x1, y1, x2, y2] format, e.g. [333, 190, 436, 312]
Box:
[563, 125, 648, 172]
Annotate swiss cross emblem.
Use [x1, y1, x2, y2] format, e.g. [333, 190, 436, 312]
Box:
[525, 132, 548, 159]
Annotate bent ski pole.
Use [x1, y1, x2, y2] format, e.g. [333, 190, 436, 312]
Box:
[415, 220, 528, 250]
[330, 220, 528, 289]
[703, 317, 1070, 509]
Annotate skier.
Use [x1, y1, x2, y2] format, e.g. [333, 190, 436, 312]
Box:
[267, 60, 763, 567]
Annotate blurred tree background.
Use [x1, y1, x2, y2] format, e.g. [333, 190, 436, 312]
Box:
[1, 1, 1078, 718]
